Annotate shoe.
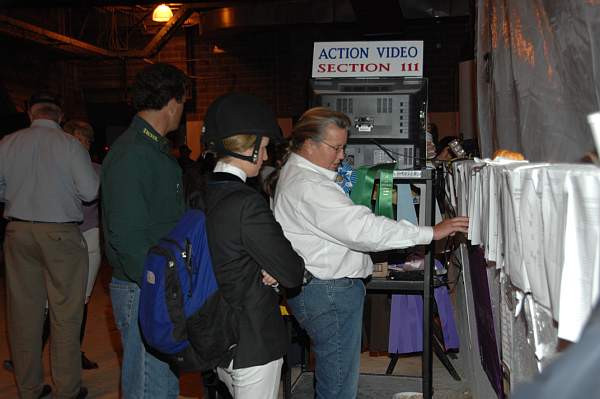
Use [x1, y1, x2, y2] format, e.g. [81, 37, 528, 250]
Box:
[74, 386, 88, 399]
[37, 384, 52, 399]
[3, 359, 13, 372]
[81, 352, 98, 369]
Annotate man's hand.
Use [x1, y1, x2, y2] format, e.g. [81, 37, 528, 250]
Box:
[432, 216, 469, 240]
[426, 141, 437, 159]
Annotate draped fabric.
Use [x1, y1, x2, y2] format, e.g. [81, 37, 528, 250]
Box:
[476, 0, 600, 162]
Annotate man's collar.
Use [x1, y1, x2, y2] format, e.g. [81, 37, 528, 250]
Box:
[31, 119, 61, 130]
[289, 152, 338, 181]
[131, 115, 170, 152]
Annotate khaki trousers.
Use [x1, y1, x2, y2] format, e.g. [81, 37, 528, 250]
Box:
[4, 221, 88, 399]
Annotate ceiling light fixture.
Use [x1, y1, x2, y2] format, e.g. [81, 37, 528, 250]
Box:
[212, 45, 225, 54]
[152, 4, 173, 22]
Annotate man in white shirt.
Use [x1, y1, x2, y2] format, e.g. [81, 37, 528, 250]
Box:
[273, 107, 469, 399]
[0, 93, 98, 399]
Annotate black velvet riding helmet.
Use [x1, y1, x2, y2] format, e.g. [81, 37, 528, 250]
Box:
[202, 92, 281, 164]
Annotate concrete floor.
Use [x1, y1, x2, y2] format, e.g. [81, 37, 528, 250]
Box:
[0, 262, 471, 398]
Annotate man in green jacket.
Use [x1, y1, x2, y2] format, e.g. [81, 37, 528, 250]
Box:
[101, 63, 188, 399]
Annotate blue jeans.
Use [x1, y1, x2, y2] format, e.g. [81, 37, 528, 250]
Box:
[110, 278, 179, 399]
[287, 277, 366, 399]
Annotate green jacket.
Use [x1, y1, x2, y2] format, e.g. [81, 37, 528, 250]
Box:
[101, 115, 184, 285]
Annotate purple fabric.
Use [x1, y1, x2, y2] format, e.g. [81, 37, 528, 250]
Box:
[388, 286, 459, 354]
[388, 293, 423, 354]
[468, 247, 504, 399]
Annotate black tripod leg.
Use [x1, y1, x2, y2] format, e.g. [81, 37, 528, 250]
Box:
[282, 356, 292, 398]
[432, 335, 461, 381]
[386, 353, 400, 375]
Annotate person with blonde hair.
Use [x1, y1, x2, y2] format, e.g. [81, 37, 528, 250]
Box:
[190, 92, 304, 399]
[272, 107, 469, 399]
[63, 120, 101, 370]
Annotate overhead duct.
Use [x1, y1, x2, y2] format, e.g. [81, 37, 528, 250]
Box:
[397, 0, 471, 18]
[349, 0, 404, 35]
[347, 0, 471, 36]
[200, 0, 356, 34]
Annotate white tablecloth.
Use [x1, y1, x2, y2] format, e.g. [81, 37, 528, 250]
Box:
[448, 160, 600, 342]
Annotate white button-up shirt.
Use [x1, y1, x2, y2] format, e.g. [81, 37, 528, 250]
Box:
[214, 161, 247, 182]
[273, 153, 433, 279]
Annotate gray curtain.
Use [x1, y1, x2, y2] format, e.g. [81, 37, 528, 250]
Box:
[476, 0, 600, 162]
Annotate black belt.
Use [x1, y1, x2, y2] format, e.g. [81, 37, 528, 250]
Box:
[302, 269, 314, 286]
[8, 217, 80, 224]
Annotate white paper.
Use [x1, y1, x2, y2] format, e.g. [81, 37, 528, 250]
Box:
[519, 166, 552, 310]
[587, 112, 600, 157]
[558, 167, 600, 341]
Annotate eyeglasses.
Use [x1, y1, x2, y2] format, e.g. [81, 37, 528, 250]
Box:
[318, 140, 346, 153]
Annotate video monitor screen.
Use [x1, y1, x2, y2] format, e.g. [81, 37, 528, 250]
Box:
[310, 77, 427, 142]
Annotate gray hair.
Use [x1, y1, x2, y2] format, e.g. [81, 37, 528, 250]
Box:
[265, 107, 351, 197]
[29, 103, 62, 122]
[290, 107, 351, 151]
[63, 120, 94, 140]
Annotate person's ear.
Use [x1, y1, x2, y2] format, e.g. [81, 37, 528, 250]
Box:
[167, 98, 178, 116]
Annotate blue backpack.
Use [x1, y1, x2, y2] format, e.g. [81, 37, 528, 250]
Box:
[139, 209, 238, 372]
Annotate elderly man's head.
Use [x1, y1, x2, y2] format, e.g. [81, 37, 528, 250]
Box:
[292, 107, 350, 171]
[28, 93, 63, 123]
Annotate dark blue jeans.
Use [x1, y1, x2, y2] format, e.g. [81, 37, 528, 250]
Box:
[287, 277, 366, 399]
[110, 278, 179, 399]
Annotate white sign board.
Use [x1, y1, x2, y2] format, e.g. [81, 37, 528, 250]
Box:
[312, 41, 423, 78]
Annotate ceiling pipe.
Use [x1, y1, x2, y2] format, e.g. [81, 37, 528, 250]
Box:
[0, 4, 196, 59]
[200, 0, 355, 34]
[0, 13, 114, 57]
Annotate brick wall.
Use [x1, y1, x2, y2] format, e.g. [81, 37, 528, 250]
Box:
[0, 37, 84, 118]
[1, 16, 472, 133]
[187, 17, 471, 120]
[77, 33, 187, 104]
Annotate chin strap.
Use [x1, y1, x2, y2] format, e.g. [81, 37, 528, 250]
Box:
[216, 135, 263, 164]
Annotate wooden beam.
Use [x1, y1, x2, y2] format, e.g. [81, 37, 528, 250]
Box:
[125, 4, 194, 58]
[0, 14, 116, 57]
[0, 3, 236, 59]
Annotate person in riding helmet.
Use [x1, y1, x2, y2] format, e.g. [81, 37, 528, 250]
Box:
[191, 92, 304, 399]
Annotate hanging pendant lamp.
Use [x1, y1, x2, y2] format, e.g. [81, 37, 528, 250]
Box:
[152, 4, 173, 22]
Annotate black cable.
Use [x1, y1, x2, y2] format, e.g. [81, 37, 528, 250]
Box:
[368, 139, 397, 162]
[366, 139, 434, 163]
